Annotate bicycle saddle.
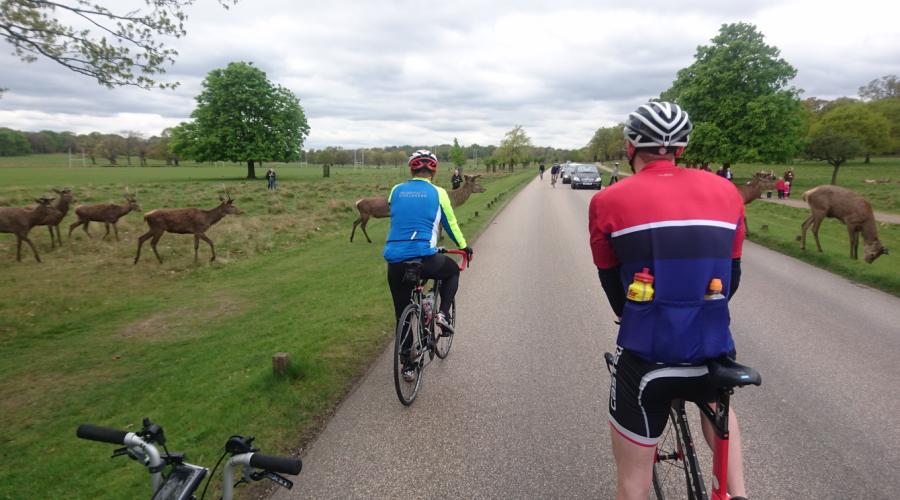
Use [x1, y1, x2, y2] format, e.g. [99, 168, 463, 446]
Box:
[401, 259, 423, 283]
[706, 357, 761, 389]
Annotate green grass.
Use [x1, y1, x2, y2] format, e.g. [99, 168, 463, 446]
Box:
[0, 163, 533, 499]
[729, 157, 900, 214]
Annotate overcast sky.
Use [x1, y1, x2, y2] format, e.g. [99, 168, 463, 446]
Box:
[2, 0, 899, 149]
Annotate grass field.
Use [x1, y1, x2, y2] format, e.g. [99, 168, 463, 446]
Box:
[0, 162, 534, 499]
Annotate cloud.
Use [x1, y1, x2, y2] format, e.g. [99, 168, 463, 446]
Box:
[2, 0, 899, 149]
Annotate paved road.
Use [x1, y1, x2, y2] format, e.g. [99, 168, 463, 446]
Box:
[275, 176, 900, 499]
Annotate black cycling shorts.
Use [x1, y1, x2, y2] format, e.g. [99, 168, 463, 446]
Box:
[607, 346, 727, 447]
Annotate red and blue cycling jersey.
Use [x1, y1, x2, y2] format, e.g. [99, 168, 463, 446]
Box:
[589, 160, 745, 364]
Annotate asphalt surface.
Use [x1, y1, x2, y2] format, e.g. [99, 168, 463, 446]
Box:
[274, 176, 900, 499]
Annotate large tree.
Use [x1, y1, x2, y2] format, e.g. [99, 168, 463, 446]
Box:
[171, 61, 310, 178]
[0, 0, 233, 90]
[496, 125, 532, 171]
[858, 74, 900, 101]
[0, 127, 31, 156]
[661, 22, 804, 164]
[809, 101, 891, 164]
[449, 138, 466, 169]
[806, 127, 863, 185]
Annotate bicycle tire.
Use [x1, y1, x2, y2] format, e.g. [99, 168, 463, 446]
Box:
[434, 298, 455, 359]
[652, 401, 705, 500]
[393, 304, 423, 406]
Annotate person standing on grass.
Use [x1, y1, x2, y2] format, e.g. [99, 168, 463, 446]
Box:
[451, 168, 463, 190]
[776, 177, 786, 199]
[610, 162, 620, 185]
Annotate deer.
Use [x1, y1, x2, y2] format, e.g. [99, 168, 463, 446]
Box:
[68, 191, 140, 241]
[800, 185, 889, 264]
[134, 190, 241, 264]
[0, 197, 57, 262]
[350, 174, 486, 243]
[733, 171, 776, 236]
[33, 188, 75, 248]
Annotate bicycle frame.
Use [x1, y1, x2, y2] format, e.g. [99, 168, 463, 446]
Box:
[695, 389, 733, 500]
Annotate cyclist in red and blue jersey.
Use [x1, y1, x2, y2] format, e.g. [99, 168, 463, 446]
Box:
[589, 102, 750, 500]
[385, 150, 473, 380]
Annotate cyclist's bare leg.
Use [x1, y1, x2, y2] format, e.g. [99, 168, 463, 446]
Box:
[610, 428, 655, 500]
[700, 405, 747, 497]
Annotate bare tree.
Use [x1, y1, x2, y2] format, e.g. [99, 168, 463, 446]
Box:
[0, 197, 56, 262]
[134, 191, 241, 264]
[68, 192, 140, 240]
[800, 185, 889, 263]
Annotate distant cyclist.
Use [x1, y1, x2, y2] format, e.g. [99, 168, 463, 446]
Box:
[550, 163, 561, 187]
[609, 162, 620, 185]
[539, 163, 546, 180]
[588, 102, 749, 500]
[384, 150, 474, 381]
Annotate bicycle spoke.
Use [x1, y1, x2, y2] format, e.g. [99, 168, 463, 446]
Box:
[394, 305, 423, 406]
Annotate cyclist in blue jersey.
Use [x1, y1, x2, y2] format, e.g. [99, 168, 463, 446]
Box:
[385, 150, 473, 381]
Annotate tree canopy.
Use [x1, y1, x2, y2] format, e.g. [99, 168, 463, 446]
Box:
[495, 125, 533, 171]
[170, 61, 310, 178]
[858, 74, 900, 101]
[806, 127, 863, 185]
[0, 0, 233, 90]
[587, 124, 625, 162]
[449, 138, 466, 168]
[661, 22, 804, 164]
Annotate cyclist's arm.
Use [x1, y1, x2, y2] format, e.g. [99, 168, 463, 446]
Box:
[598, 266, 625, 317]
[437, 187, 467, 248]
[589, 193, 623, 317]
[729, 200, 746, 300]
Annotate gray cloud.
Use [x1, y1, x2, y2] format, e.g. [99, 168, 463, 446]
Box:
[2, 0, 899, 149]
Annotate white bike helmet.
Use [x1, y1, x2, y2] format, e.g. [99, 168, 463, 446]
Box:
[624, 101, 692, 149]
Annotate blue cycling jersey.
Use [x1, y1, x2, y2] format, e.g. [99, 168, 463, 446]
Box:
[383, 178, 467, 263]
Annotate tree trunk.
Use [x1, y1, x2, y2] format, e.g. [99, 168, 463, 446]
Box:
[323, 164, 330, 177]
[830, 161, 842, 185]
[246, 159, 256, 179]
[864, 153, 870, 164]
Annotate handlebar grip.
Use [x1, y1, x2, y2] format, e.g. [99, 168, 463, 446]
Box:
[249, 453, 302, 475]
[77, 424, 129, 445]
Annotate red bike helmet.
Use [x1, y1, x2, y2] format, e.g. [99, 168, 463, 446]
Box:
[408, 149, 438, 173]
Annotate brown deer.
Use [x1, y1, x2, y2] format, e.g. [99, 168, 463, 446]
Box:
[134, 191, 241, 264]
[34, 188, 75, 248]
[350, 174, 486, 243]
[800, 185, 888, 263]
[68, 192, 140, 241]
[0, 197, 57, 262]
[734, 171, 776, 236]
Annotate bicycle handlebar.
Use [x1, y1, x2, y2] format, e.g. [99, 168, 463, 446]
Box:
[249, 453, 302, 475]
[439, 248, 469, 271]
[77, 424, 130, 445]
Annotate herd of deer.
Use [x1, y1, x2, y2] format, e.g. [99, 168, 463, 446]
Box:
[0, 188, 241, 264]
[0, 170, 889, 265]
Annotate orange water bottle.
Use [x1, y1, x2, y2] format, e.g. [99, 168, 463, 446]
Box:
[626, 268, 655, 302]
[704, 278, 726, 300]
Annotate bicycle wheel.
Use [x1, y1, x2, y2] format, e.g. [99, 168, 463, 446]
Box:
[393, 304, 423, 406]
[652, 401, 705, 500]
[434, 298, 455, 359]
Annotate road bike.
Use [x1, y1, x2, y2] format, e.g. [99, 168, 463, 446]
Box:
[604, 353, 761, 499]
[77, 417, 302, 499]
[393, 248, 470, 406]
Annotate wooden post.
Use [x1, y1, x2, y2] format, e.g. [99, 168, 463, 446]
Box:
[273, 352, 289, 376]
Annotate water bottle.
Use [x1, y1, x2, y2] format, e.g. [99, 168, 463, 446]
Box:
[422, 293, 434, 324]
[626, 268, 655, 302]
[704, 278, 726, 300]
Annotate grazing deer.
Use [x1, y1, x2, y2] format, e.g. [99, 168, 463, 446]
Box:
[734, 171, 776, 236]
[68, 192, 140, 241]
[0, 197, 56, 262]
[34, 188, 75, 248]
[134, 191, 241, 264]
[350, 174, 486, 243]
[800, 185, 889, 263]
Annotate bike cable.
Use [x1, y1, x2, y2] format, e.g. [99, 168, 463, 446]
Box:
[198, 450, 228, 500]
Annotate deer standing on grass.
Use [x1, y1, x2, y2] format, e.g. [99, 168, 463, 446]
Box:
[134, 191, 241, 264]
[68, 192, 140, 241]
[350, 174, 486, 243]
[733, 171, 776, 236]
[0, 197, 56, 262]
[34, 188, 75, 248]
[800, 185, 889, 263]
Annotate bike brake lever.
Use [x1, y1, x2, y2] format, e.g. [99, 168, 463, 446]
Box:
[110, 447, 129, 459]
[253, 471, 293, 490]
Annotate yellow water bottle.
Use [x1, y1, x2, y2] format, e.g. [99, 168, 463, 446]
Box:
[704, 278, 726, 300]
[626, 268, 655, 302]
